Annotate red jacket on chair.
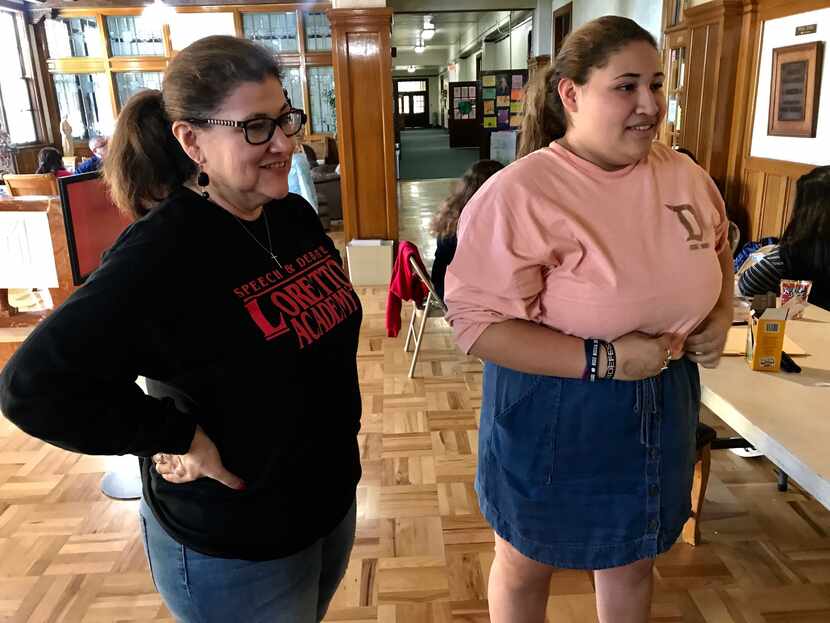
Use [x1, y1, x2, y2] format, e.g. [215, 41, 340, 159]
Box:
[386, 241, 430, 337]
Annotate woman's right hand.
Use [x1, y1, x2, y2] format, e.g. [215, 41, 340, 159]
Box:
[609, 332, 674, 381]
[152, 425, 246, 490]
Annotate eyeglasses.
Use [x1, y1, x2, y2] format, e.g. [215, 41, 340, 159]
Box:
[186, 109, 307, 145]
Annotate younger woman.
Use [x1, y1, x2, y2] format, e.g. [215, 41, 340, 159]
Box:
[445, 16, 732, 623]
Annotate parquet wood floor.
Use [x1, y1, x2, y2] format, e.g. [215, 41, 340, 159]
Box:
[0, 179, 828, 621]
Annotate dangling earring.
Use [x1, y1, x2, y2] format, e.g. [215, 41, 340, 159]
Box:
[197, 166, 210, 199]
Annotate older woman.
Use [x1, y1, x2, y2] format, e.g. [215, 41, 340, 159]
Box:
[445, 16, 732, 623]
[0, 36, 362, 622]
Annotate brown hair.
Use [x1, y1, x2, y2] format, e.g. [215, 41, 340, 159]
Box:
[431, 159, 504, 238]
[35, 147, 64, 174]
[518, 16, 657, 158]
[103, 35, 282, 220]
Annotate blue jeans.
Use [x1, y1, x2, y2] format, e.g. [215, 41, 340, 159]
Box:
[139, 498, 356, 622]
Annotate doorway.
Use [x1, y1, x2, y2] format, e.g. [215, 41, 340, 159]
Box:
[395, 80, 429, 128]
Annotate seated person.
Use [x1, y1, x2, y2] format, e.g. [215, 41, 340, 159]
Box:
[429, 159, 503, 300]
[739, 165, 830, 310]
[35, 147, 71, 177]
[75, 136, 108, 174]
[287, 128, 318, 212]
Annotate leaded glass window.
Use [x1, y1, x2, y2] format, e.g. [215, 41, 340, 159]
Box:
[45, 17, 102, 58]
[242, 12, 298, 54]
[115, 71, 163, 108]
[308, 66, 336, 134]
[53, 73, 114, 139]
[303, 12, 331, 52]
[106, 15, 164, 56]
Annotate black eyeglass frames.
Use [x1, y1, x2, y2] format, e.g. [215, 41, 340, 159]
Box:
[187, 109, 307, 145]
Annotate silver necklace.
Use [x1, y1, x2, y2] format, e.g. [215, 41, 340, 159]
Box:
[233, 209, 283, 270]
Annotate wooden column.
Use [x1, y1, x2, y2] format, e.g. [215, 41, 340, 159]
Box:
[327, 8, 398, 242]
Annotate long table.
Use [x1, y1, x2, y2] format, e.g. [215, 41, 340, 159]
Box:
[699, 304, 830, 509]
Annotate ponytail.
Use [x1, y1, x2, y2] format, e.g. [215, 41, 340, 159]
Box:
[103, 89, 194, 220]
[517, 16, 657, 158]
[518, 65, 567, 157]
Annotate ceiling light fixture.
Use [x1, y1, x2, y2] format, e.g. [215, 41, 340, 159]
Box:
[143, 0, 176, 27]
[422, 27, 435, 41]
[407, 65, 416, 73]
[414, 43, 425, 53]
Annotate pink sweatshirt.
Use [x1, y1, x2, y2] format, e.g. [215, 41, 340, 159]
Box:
[444, 141, 727, 355]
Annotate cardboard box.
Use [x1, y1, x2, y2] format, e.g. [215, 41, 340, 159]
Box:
[746, 307, 788, 371]
[346, 239, 394, 286]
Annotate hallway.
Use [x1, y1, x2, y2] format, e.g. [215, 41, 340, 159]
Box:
[398, 129, 480, 181]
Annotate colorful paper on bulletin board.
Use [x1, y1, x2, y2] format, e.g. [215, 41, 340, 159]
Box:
[496, 76, 510, 95]
[483, 75, 496, 87]
[510, 101, 523, 113]
[483, 88, 496, 100]
[483, 116, 497, 128]
[497, 109, 509, 127]
[512, 75, 524, 89]
[453, 87, 461, 98]
[510, 114, 522, 127]
[511, 89, 524, 101]
[484, 100, 495, 114]
[496, 96, 510, 107]
[468, 86, 477, 97]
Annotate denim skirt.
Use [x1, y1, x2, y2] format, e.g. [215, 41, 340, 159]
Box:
[476, 357, 700, 570]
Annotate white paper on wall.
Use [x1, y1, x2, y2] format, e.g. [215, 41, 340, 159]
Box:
[490, 131, 518, 166]
[0, 212, 59, 288]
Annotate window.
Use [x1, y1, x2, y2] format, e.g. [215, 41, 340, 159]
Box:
[115, 71, 163, 107]
[106, 15, 164, 56]
[53, 73, 114, 140]
[413, 95, 425, 114]
[397, 81, 426, 93]
[242, 12, 298, 53]
[283, 67, 304, 111]
[0, 11, 37, 144]
[307, 66, 336, 134]
[303, 12, 331, 52]
[45, 17, 102, 58]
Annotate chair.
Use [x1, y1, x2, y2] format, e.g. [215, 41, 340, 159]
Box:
[683, 423, 716, 546]
[4, 173, 59, 197]
[403, 255, 447, 379]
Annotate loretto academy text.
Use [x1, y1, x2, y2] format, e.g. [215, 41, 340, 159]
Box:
[234, 245, 360, 349]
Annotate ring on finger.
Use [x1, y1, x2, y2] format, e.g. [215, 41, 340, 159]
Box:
[660, 347, 671, 371]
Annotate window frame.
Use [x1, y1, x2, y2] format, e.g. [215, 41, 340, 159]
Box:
[0, 8, 40, 146]
[44, 4, 335, 145]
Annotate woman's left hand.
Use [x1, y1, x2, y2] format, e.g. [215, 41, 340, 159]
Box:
[685, 305, 732, 368]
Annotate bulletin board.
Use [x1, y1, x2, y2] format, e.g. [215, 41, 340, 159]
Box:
[478, 69, 528, 161]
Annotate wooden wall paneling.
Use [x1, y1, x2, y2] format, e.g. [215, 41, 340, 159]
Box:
[328, 8, 397, 242]
[760, 172, 787, 236]
[697, 22, 720, 170]
[724, 0, 761, 214]
[12, 146, 42, 175]
[682, 25, 708, 155]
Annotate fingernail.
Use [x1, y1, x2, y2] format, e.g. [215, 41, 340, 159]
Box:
[237, 482, 247, 491]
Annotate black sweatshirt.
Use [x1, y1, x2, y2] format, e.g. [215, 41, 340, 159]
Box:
[0, 187, 363, 560]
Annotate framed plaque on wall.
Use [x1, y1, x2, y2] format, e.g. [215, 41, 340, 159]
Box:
[768, 41, 823, 137]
